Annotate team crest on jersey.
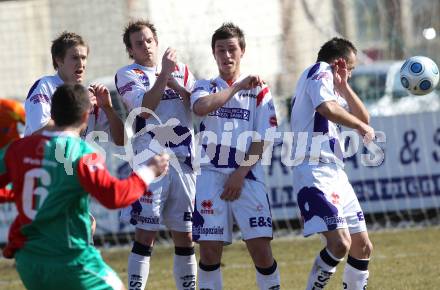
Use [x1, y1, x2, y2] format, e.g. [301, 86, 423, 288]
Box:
[200, 200, 214, 214]
[133, 68, 150, 87]
[140, 190, 153, 204]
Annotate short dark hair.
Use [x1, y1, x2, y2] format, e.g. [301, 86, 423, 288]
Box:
[51, 84, 91, 127]
[211, 22, 246, 52]
[317, 37, 357, 63]
[51, 31, 89, 70]
[123, 20, 158, 58]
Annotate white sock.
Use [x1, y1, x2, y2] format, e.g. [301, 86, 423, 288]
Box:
[343, 256, 369, 290]
[198, 262, 222, 290]
[255, 260, 281, 290]
[127, 242, 152, 290]
[306, 248, 343, 290]
[173, 247, 197, 290]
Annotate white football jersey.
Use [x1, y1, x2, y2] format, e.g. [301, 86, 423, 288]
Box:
[24, 73, 109, 138]
[190, 75, 278, 183]
[290, 62, 347, 166]
[115, 62, 195, 160]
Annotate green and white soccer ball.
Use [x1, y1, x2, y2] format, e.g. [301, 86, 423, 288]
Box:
[400, 56, 439, 95]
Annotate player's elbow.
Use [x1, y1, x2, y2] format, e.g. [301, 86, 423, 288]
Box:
[192, 101, 209, 117]
[113, 133, 127, 146]
[316, 101, 337, 119]
[363, 113, 371, 125]
[99, 197, 125, 209]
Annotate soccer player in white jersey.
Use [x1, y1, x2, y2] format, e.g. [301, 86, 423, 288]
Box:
[23, 31, 125, 236]
[24, 31, 125, 145]
[190, 23, 281, 290]
[115, 20, 197, 290]
[290, 37, 374, 290]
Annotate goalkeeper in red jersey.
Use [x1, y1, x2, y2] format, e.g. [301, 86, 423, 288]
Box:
[0, 84, 169, 290]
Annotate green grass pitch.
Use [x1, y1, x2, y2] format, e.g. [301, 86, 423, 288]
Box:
[1, 227, 439, 289]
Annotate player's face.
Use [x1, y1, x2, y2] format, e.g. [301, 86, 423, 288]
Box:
[213, 37, 244, 78]
[57, 45, 88, 84]
[345, 50, 357, 79]
[128, 26, 158, 67]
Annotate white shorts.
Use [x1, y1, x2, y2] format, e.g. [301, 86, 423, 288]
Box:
[293, 163, 367, 237]
[120, 161, 195, 232]
[192, 169, 273, 244]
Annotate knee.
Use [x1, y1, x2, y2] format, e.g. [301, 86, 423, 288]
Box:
[246, 239, 274, 267]
[172, 231, 194, 248]
[134, 229, 156, 246]
[327, 236, 351, 258]
[199, 243, 222, 265]
[351, 237, 373, 259]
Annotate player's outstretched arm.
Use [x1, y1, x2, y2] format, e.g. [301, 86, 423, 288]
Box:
[192, 75, 264, 116]
[77, 153, 169, 209]
[317, 101, 375, 143]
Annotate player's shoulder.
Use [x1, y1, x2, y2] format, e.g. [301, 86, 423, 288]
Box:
[4, 134, 47, 155]
[194, 78, 213, 85]
[192, 78, 215, 93]
[36, 74, 63, 88]
[305, 62, 333, 82]
[26, 74, 61, 101]
[116, 63, 138, 76]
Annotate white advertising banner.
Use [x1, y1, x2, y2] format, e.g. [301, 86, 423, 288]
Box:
[266, 111, 440, 220]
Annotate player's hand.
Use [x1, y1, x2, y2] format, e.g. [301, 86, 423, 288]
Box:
[358, 122, 375, 144]
[147, 153, 170, 177]
[236, 75, 265, 90]
[332, 58, 349, 90]
[221, 169, 246, 201]
[91, 84, 113, 109]
[161, 47, 177, 76]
